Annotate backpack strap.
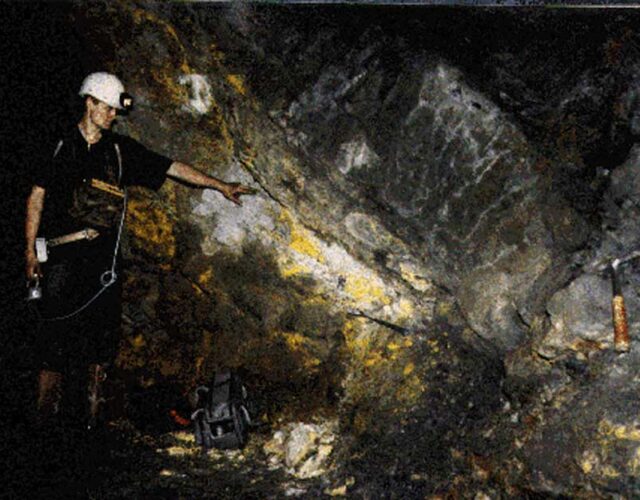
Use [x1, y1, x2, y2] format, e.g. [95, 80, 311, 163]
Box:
[53, 139, 64, 159]
[114, 142, 123, 185]
[52, 138, 123, 184]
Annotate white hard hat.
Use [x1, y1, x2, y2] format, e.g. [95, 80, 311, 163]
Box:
[79, 72, 125, 109]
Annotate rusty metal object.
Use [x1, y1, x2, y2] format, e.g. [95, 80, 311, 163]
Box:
[611, 260, 630, 353]
[169, 409, 191, 427]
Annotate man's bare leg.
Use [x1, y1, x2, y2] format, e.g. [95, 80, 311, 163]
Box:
[37, 369, 63, 422]
[87, 363, 107, 430]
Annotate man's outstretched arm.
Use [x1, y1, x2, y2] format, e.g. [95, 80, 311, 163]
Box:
[25, 186, 45, 279]
[166, 161, 255, 206]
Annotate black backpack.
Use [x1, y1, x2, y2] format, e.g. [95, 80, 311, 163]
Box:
[191, 371, 252, 450]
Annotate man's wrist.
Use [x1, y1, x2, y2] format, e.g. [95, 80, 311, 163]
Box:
[209, 179, 227, 192]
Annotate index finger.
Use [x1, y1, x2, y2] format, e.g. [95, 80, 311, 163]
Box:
[227, 193, 242, 206]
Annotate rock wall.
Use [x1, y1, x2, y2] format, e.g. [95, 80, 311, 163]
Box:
[72, 2, 442, 429]
[65, 2, 640, 497]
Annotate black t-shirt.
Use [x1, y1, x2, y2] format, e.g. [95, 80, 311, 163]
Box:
[35, 127, 173, 238]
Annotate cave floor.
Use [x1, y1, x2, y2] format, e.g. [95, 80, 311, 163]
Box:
[16, 421, 329, 499]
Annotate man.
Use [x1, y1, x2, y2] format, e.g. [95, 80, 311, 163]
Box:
[25, 72, 254, 428]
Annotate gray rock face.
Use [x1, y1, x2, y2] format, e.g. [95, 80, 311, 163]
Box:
[540, 145, 640, 359]
[271, 46, 581, 351]
[515, 349, 640, 497]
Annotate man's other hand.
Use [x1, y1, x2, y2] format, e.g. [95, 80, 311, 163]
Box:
[25, 251, 42, 280]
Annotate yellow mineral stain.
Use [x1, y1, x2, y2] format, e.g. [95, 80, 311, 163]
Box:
[427, 339, 440, 354]
[436, 301, 453, 317]
[207, 110, 234, 160]
[348, 331, 373, 357]
[131, 334, 146, 349]
[281, 262, 312, 278]
[580, 460, 593, 474]
[165, 445, 196, 457]
[173, 432, 195, 443]
[226, 74, 248, 96]
[396, 299, 415, 320]
[364, 351, 384, 367]
[602, 465, 621, 478]
[130, 7, 192, 74]
[280, 332, 321, 371]
[306, 357, 322, 368]
[387, 342, 401, 351]
[191, 282, 205, 297]
[280, 210, 325, 262]
[302, 295, 328, 306]
[199, 268, 214, 288]
[613, 425, 640, 441]
[343, 319, 363, 353]
[283, 331, 306, 350]
[344, 275, 390, 306]
[580, 450, 598, 474]
[395, 375, 426, 406]
[202, 330, 213, 354]
[399, 262, 432, 292]
[127, 197, 176, 260]
[194, 355, 204, 377]
[238, 145, 257, 168]
[598, 419, 613, 436]
[325, 485, 347, 497]
[403, 362, 415, 376]
[280, 157, 306, 191]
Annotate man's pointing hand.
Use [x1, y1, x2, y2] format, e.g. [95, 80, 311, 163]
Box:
[221, 183, 257, 206]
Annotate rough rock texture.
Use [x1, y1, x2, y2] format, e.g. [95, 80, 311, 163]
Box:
[39, 3, 640, 498]
[220, 7, 600, 354]
[540, 145, 640, 360]
[263, 420, 337, 478]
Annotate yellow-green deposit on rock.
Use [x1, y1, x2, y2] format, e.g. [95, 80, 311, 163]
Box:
[344, 274, 391, 307]
[598, 419, 640, 442]
[575, 419, 640, 481]
[126, 191, 176, 261]
[226, 74, 248, 96]
[280, 210, 325, 262]
[281, 331, 323, 371]
[129, 6, 191, 74]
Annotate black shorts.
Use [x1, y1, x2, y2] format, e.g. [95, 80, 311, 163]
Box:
[34, 239, 122, 372]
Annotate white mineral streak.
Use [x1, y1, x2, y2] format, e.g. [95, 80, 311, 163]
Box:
[191, 164, 273, 251]
[457, 185, 523, 244]
[397, 63, 514, 228]
[178, 74, 213, 115]
[190, 165, 399, 313]
[336, 137, 379, 174]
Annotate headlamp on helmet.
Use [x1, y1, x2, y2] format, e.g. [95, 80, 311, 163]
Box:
[79, 72, 134, 112]
[119, 92, 134, 114]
